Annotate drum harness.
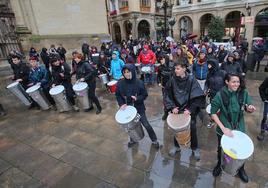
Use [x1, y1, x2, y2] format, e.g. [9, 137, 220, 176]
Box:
[220, 89, 245, 130]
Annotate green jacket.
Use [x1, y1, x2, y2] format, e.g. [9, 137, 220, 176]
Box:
[211, 86, 252, 136]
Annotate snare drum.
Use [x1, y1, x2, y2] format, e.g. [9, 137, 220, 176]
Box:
[107, 80, 117, 94]
[6, 82, 32, 106]
[167, 113, 191, 147]
[26, 84, 50, 110]
[73, 82, 89, 110]
[221, 130, 254, 176]
[141, 66, 152, 74]
[99, 74, 109, 85]
[115, 106, 144, 142]
[49, 85, 72, 112]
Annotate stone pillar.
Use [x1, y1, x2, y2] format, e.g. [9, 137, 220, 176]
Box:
[173, 17, 180, 41]
[192, 14, 199, 37]
[10, 0, 26, 26]
[119, 20, 126, 41]
[150, 19, 156, 41]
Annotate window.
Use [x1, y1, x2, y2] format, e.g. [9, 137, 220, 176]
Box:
[119, 0, 128, 8]
[140, 0, 151, 7]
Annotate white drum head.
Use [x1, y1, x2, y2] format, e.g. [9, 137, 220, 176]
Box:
[7, 82, 19, 89]
[135, 63, 141, 67]
[49, 85, 64, 95]
[107, 80, 117, 86]
[26, 84, 40, 93]
[167, 113, 191, 131]
[115, 106, 137, 124]
[141, 67, 150, 72]
[73, 82, 88, 92]
[206, 104, 211, 114]
[99, 74, 107, 78]
[221, 130, 254, 160]
[155, 63, 160, 67]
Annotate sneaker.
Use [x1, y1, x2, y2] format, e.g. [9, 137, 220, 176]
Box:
[72, 105, 79, 112]
[168, 147, 181, 157]
[96, 107, 102, 115]
[84, 106, 94, 112]
[257, 133, 264, 141]
[128, 141, 138, 148]
[152, 141, 160, 149]
[238, 167, 249, 183]
[192, 149, 201, 161]
[212, 164, 222, 177]
[50, 105, 57, 111]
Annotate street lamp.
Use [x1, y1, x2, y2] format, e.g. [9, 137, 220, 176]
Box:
[168, 17, 176, 38]
[156, 0, 173, 39]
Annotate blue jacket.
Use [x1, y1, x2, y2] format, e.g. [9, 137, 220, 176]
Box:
[110, 51, 124, 80]
[116, 64, 148, 113]
[193, 59, 208, 80]
[29, 65, 50, 88]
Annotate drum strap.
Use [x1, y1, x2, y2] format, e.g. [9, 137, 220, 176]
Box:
[220, 90, 245, 130]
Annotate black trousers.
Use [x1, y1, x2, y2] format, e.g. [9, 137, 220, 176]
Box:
[62, 82, 76, 105]
[174, 112, 198, 150]
[130, 110, 157, 142]
[42, 86, 55, 105]
[87, 82, 101, 109]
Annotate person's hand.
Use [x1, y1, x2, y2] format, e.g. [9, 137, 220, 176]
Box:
[52, 84, 56, 88]
[223, 127, 233, 137]
[36, 82, 41, 86]
[172, 107, 179, 114]
[246, 104, 256, 113]
[80, 78, 85, 82]
[120, 104, 127, 110]
[131, 96, 137, 101]
[59, 73, 64, 77]
[16, 79, 22, 82]
[184, 109, 191, 116]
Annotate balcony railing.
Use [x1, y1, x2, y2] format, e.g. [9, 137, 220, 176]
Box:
[140, 5, 151, 12]
[119, 6, 129, 13]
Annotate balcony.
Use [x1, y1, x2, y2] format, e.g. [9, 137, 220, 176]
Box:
[140, 5, 151, 12]
[119, 6, 129, 13]
[109, 10, 117, 16]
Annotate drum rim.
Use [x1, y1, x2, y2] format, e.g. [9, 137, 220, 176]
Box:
[167, 113, 191, 131]
[221, 130, 254, 160]
[107, 80, 117, 86]
[26, 84, 41, 93]
[115, 105, 137, 124]
[49, 85, 65, 95]
[7, 81, 19, 88]
[73, 82, 88, 91]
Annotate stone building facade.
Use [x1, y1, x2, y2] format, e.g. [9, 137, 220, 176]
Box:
[4, 0, 109, 58]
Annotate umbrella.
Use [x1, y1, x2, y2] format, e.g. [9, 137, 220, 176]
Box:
[187, 34, 197, 39]
[252, 37, 263, 41]
[166, 36, 174, 42]
[101, 39, 112, 43]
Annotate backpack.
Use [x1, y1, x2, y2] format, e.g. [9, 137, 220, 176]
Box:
[220, 89, 245, 129]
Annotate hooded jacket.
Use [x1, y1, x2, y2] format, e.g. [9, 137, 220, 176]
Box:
[13, 61, 30, 89]
[76, 61, 96, 84]
[51, 61, 72, 85]
[259, 77, 268, 102]
[205, 59, 226, 98]
[115, 64, 148, 112]
[110, 51, 125, 80]
[137, 45, 156, 65]
[221, 58, 242, 75]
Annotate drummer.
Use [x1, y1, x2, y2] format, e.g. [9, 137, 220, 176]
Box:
[157, 54, 173, 120]
[109, 51, 124, 80]
[74, 53, 102, 114]
[10, 54, 30, 89]
[211, 73, 256, 182]
[50, 55, 79, 111]
[164, 60, 205, 160]
[115, 64, 159, 148]
[28, 55, 56, 109]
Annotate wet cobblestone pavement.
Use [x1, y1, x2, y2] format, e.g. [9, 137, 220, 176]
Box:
[0, 70, 268, 188]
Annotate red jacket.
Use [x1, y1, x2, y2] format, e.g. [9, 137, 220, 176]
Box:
[137, 45, 156, 65]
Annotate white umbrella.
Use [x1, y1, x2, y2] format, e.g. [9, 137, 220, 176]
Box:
[166, 36, 174, 42]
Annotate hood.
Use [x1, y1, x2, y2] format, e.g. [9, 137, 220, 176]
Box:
[207, 58, 219, 72]
[121, 64, 136, 83]
[112, 51, 119, 60]
[143, 44, 149, 50]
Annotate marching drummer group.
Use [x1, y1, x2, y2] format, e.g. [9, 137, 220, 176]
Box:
[6, 36, 267, 183]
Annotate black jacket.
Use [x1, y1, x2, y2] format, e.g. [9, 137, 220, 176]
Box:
[13, 62, 30, 89]
[116, 64, 148, 113]
[157, 59, 173, 87]
[221, 60, 243, 75]
[76, 61, 96, 84]
[164, 73, 205, 113]
[217, 50, 228, 64]
[259, 77, 268, 102]
[51, 62, 72, 85]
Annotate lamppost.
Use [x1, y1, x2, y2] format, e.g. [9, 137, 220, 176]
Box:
[156, 0, 173, 39]
[168, 17, 176, 38]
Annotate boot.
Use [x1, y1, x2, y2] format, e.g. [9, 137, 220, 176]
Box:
[257, 132, 264, 141]
[168, 146, 181, 157]
[162, 111, 168, 120]
[0, 104, 7, 116]
[152, 141, 160, 149]
[213, 147, 222, 177]
[238, 164, 249, 183]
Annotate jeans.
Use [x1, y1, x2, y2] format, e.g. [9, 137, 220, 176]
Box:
[260, 102, 268, 133]
[174, 112, 198, 150]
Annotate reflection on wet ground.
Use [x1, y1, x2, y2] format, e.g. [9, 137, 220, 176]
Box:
[0, 71, 267, 188]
